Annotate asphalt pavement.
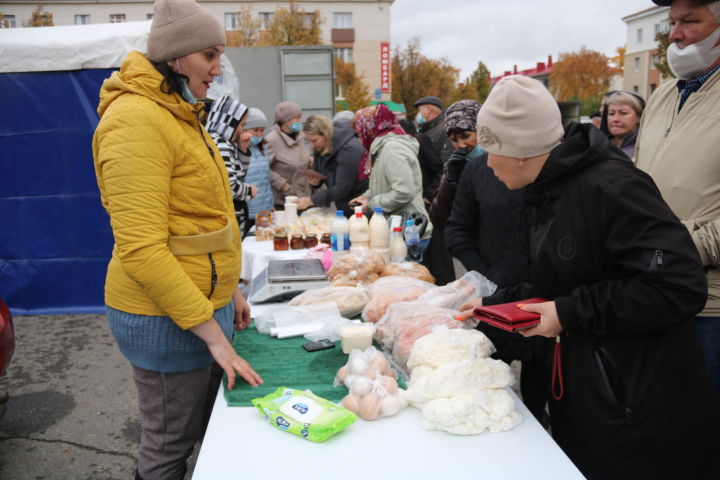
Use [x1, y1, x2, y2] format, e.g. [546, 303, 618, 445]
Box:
[0, 313, 199, 480]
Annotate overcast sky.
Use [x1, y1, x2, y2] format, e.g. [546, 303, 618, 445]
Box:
[390, 0, 661, 79]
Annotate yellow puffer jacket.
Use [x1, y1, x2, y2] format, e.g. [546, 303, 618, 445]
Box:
[92, 51, 241, 329]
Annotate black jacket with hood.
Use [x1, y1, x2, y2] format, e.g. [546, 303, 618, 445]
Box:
[485, 123, 719, 479]
[310, 121, 368, 216]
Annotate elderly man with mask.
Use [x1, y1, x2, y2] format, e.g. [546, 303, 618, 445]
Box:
[413, 96, 454, 203]
[413, 96, 455, 283]
[635, 0, 720, 403]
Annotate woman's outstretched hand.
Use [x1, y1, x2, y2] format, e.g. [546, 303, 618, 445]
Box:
[191, 316, 263, 390]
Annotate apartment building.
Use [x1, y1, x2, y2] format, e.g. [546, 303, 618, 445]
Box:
[0, 0, 394, 100]
[622, 5, 673, 100]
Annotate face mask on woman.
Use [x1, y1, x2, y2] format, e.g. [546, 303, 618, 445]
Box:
[250, 136, 263, 145]
[667, 26, 720, 80]
[290, 121, 303, 133]
[469, 145, 484, 157]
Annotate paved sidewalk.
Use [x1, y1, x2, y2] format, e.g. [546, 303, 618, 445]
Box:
[0, 314, 199, 480]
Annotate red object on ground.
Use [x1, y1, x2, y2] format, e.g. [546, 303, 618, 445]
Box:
[0, 298, 15, 377]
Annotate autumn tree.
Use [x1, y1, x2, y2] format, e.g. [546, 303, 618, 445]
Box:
[24, 2, 53, 27]
[447, 80, 480, 105]
[655, 30, 673, 79]
[391, 38, 459, 116]
[263, 1, 322, 46]
[549, 46, 613, 115]
[225, 7, 262, 47]
[611, 45, 626, 70]
[334, 58, 372, 111]
[469, 61, 492, 102]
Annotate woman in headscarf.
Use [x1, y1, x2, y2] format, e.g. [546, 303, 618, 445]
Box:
[424, 99, 484, 285]
[349, 103, 432, 245]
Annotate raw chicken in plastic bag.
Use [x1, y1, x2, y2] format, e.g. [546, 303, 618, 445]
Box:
[335, 347, 407, 420]
[415, 271, 497, 310]
[289, 285, 370, 318]
[361, 275, 435, 323]
[373, 302, 471, 373]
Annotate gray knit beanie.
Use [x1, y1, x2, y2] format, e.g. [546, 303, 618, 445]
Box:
[475, 75, 563, 158]
[275, 101, 302, 123]
[245, 108, 268, 129]
[147, 0, 226, 63]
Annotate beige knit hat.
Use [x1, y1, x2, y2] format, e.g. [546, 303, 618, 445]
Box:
[275, 101, 302, 123]
[147, 0, 226, 63]
[475, 75, 564, 158]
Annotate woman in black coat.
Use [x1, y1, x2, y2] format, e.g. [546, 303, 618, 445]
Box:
[296, 115, 367, 216]
[460, 75, 719, 479]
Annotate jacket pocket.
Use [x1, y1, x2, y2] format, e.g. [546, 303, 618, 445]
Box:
[593, 346, 633, 424]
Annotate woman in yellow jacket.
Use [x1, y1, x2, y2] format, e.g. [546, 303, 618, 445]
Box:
[92, 1, 262, 478]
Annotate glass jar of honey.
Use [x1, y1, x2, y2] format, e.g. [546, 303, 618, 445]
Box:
[320, 232, 332, 247]
[273, 232, 289, 251]
[290, 234, 305, 250]
[304, 233, 318, 248]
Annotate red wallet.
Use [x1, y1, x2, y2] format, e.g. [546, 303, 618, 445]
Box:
[473, 298, 547, 333]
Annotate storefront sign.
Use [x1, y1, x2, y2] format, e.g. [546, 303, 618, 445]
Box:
[380, 42, 390, 93]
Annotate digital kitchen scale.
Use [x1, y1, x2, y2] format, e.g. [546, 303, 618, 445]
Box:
[249, 258, 329, 304]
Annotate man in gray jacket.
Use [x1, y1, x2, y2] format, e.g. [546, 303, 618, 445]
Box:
[635, 0, 720, 402]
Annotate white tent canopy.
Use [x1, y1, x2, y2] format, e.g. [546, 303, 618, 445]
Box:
[0, 21, 152, 73]
[0, 20, 238, 98]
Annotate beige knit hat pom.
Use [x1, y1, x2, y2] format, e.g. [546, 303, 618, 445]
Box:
[147, 0, 226, 63]
[475, 75, 564, 159]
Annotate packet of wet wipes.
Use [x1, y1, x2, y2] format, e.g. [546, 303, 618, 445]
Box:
[251, 387, 358, 442]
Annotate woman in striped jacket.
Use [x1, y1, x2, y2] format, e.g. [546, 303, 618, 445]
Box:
[206, 96, 257, 233]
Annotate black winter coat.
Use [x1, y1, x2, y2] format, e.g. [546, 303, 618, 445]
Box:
[486, 123, 719, 479]
[445, 153, 551, 361]
[416, 114, 453, 200]
[446, 153, 530, 288]
[310, 122, 368, 216]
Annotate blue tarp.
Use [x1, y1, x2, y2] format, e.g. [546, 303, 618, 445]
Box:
[0, 68, 116, 315]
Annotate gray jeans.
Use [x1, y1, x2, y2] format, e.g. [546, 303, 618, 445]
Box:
[133, 363, 222, 480]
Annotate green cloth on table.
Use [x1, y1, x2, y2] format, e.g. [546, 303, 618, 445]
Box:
[223, 323, 349, 406]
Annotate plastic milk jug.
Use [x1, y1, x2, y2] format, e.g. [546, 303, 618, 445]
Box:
[330, 211, 349, 259]
[349, 211, 369, 250]
[389, 226, 407, 263]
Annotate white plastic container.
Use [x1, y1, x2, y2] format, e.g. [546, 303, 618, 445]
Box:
[340, 323, 376, 354]
[369, 207, 390, 249]
[389, 226, 407, 263]
[331, 210, 350, 259]
[284, 202, 298, 221]
[349, 211, 369, 248]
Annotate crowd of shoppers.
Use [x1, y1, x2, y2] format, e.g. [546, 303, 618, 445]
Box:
[90, 0, 720, 478]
